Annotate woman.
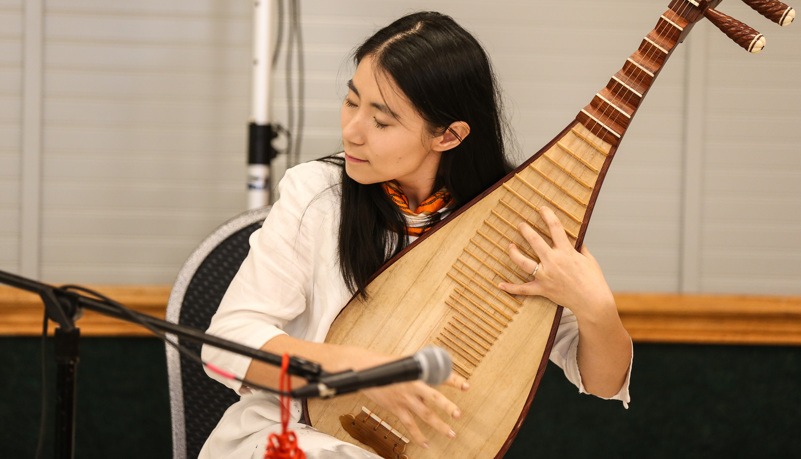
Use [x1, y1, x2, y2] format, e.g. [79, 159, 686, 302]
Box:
[200, 11, 631, 458]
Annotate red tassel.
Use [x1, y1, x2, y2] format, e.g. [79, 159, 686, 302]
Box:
[264, 354, 305, 459]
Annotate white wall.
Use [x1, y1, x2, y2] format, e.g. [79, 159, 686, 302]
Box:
[2, 0, 800, 294]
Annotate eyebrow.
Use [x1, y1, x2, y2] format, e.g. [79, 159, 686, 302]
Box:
[347, 79, 400, 120]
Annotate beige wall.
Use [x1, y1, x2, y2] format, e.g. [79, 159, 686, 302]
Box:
[2, 0, 800, 294]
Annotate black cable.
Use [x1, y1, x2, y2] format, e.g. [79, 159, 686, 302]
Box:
[283, 0, 305, 168]
[272, 0, 284, 67]
[57, 285, 290, 397]
[285, 0, 295, 167]
[290, 0, 304, 167]
[35, 311, 48, 459]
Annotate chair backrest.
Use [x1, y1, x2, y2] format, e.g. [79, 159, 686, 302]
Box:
[165, 206, 271, 459]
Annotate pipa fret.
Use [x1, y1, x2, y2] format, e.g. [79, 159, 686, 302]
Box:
[499, 186, 582, 240]
[445, 324, 490, 354]
[450, 360, 470, 379]
[570, 126, 609, 155]
[434, 334, 479, 376]
[490, 209, 525, 233]
[626, 56, 656, 77]
[477, 229, 516, 258]
[541, 153, 594, 189]
[497, 200, 555, 241]
[594, 92, 633, 120]
[449, 266, 519, 315]
[510, 175, 583, 224]
[619, 60, 654, 93]
[647, 22, 681, 49]
[468, 238, 528, 282]
[450, 316, 493, 348]
[555, 142, 601, 173]
[453, 261, 522, 309]
[578, 109, 624, 142]
[449, 288, 509, 327]
[527, 164, 588, 206]
[660, 13, 685, 30]
[446, 298, 502, 336]
[457, 255, 517, 296]
[610, 74, 644, 100]
[501, 182, 541, 210]
[464, 246, 516, 283]
[644, 35, 669, 54]
[482, 219, 537, 261]
[442, 327, 486, 358]
[437, 334, 481, 365]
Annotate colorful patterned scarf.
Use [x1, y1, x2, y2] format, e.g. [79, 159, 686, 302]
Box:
[382, 180, 454, 237]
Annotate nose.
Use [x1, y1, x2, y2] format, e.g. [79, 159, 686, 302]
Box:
[341, 106, 365, 146]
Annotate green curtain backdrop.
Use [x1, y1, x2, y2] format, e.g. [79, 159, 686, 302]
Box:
[2, 338, 799, 458]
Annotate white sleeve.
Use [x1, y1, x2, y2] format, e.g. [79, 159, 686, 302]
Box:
[200, 163, 332, 393]
[548, 307, 632, 408]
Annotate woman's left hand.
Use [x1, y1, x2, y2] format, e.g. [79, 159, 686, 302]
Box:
[498, 207, 615, 314]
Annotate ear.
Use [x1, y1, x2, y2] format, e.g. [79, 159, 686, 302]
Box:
[432, 121, 470, 152]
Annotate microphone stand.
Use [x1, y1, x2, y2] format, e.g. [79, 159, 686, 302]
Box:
[0, 269, 326, 459]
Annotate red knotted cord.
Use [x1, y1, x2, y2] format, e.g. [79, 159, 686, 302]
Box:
[264, 354, 305, 459]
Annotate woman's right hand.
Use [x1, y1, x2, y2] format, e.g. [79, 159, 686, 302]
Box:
[251, 336, 469, 447]
[361, 371, 468, 448]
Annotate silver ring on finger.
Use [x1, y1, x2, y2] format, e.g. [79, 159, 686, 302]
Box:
[531, 262, 540, 280]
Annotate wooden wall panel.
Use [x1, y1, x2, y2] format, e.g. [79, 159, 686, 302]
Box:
[1, 286, 798, 345]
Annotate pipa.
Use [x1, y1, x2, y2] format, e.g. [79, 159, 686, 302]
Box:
[306, 1, 795, 457]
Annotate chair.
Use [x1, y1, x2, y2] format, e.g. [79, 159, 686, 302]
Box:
[165, 206, 271, 459]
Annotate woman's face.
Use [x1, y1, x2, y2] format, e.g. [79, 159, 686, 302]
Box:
[340, 55, 442, 200]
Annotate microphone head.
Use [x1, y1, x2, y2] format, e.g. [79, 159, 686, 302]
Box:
[415, 346, 452, 386]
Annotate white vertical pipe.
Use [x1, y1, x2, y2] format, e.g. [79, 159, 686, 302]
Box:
[248, 0, 273, 209]
[251, 0, 271, 125]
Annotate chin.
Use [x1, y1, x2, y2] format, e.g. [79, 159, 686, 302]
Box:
[344, 164, 380, 185]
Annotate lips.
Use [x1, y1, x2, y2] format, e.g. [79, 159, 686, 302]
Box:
[344, 153, 368, 163]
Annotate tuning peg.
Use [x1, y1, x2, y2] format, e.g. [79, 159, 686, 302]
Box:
[705, 8, 766, 53]
[742, 0, 795, 26]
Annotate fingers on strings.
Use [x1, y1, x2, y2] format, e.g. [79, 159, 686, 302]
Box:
[506, 207, 573, 281]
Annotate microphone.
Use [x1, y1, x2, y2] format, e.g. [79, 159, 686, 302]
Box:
[291, 346, 452, 399]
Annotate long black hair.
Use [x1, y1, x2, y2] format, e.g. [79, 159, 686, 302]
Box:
[326, 11, 513, 296]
